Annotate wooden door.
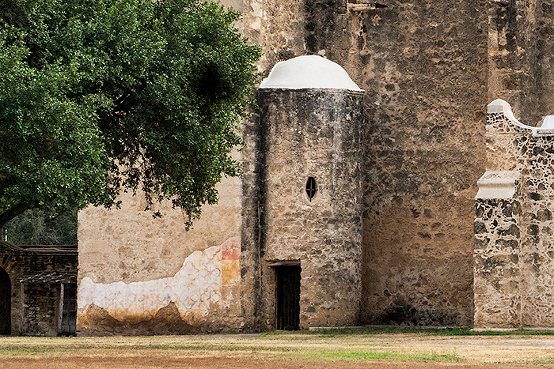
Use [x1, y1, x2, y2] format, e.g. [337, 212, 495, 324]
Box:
[275, 265, 300, 330]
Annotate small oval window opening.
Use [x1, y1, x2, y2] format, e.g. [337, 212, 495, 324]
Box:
[306, 177, 317, 202]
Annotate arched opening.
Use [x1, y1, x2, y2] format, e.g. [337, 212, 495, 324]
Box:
[0, 267, 10, 335]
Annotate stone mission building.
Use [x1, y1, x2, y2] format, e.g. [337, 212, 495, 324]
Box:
[7, 0, 554, 335]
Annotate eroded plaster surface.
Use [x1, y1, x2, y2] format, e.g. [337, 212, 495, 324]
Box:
[78, 237, 240, 326]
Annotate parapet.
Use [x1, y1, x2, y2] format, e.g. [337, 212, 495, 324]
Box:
[488, 99, 554, 136]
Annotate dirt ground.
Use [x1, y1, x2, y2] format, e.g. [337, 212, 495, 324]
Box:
[0, 357, 548, 369]
[1, 333, 554, 368]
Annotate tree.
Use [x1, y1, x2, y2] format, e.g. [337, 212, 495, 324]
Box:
[0, 0, 261, 228]
[4, 206, 77, 245]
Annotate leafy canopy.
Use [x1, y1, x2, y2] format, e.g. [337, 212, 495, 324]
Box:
[4, 206, 77, 245]
[0, 0, 261, 228]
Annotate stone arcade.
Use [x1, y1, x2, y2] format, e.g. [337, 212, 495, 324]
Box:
[0, 242, 77, 336]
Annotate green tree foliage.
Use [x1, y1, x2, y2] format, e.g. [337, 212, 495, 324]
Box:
[0, 0, 260, 228]
[4, 206, 77, 245]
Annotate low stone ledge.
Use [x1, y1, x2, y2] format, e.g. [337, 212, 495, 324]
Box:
[476, 170, 521, 199]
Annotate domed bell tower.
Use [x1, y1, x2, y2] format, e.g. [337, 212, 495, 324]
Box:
[241, 56, 364, 330]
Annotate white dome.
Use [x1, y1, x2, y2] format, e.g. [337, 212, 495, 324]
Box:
[259, 55, 363, 91]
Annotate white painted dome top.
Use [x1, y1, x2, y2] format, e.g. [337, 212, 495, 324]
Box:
[258, 55, 363, 92]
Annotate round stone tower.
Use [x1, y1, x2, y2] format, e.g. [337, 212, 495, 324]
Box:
[241, 56, 364, 330]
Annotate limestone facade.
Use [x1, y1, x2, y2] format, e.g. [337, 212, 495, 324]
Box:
[75, 0, 554, 334]
[241, 86, 364, 330]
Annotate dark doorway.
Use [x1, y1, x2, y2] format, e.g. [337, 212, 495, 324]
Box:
[59, 283, 77, 335]
[0, 267, 11, 335]
[275, 264, 301, 330]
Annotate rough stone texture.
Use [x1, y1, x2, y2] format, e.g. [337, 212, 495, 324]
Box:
[242, 88, 364, 330]
[0, 242, 77, 336]
[487, 0, 527, 121]
[485, 112, 531, 171]
[489, 0, 554, 126]
[238, 0, 350, 73]
[476, 105, 554, 328]
[79, 0, 490, 331]
[474, 196, 521, 328]
[488, 0, 554, 127]
[349, 1, 488, 326]
[235, 0, 488, 328]
[77, 0, 554, 332]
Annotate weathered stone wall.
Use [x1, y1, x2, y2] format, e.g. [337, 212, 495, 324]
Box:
[474, 198, 521, 328]
[236, 0, 491, 328]
[78, 0, 490, 330]
[0, 242, 77, 336]
[0, 242, 26, 335]
[237, 0, 351, 74]
[77, 178, 243, 334]
[78, 237, 241, 335]
[488, 0, 554, 126]
[518, 137, 554, 327]
[487, 0, 528, 121]
[476, 100, 554, 328]
[78, 0, 554, 331]
[474, 171, 522, 328]
[23, 282, 62, 336]
[243, 88, 363, 330]
[237, 0, 554, 328]
[348, 1, 488, 326]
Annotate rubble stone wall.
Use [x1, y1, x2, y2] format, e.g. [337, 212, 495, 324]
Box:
[349, 1, 487, 326]
[236, 0, 554, 328]
[474, 190, 521, 328]
[78, 0, 554, 331]
[0, 242, 77, 336]
[488, 0, 554, 127]
[476, 101, 554, 328]
[79, 0, 490, 330]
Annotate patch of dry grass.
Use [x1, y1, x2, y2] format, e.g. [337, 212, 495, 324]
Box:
[0, 331, 553, 366]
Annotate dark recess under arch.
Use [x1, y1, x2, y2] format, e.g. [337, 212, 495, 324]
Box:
[0, 267, 11, 335]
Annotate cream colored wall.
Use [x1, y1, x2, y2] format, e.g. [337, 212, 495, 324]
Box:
[78, 176, 242, 285]
[77, 172, 242, 334]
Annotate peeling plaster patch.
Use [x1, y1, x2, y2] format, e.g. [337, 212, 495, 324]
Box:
[250, 0, 263, 30]
[78, 237, 240, 325]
